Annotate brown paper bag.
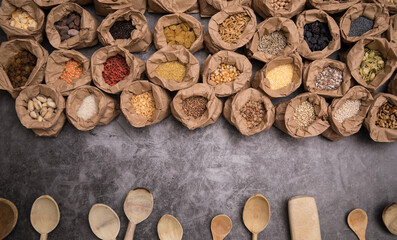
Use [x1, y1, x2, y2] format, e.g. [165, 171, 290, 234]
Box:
[307, 0, 360, 14]
[153, 13, 205, 53]
[339, 3, 389, 44]
[97, 8, 152, 53]
[274, 92, 330, 139]
[364, 93, 397, 142]
[223, 88, 275, 136]
[91, 45, 145, 95]
[15, 84, 66, 137]
[0, 0, 45, 43]
[251, 52, 302, 98]
[387, 15, 397, 44]
[171, 83, 223, 130]
[0, 39, 48, 99]
[148, 0, 198, 13]
[93, 0, 145, 16]
[388, 73, 397, 96]
[33, 0, 93, 8]
[371, 0, 397, 15]
[204, 6, 257, 54]
[120, 80, 171, 128]
[296, 9, 341, 60]
[252, 0, 305, 19]
[347, 38, 397, 92]
[201, 50, 252, 97]
[146, 45, 199, 92]
[45, 49, 91, 96]
[46, 2, 99, 50]
[303, 59, 352, 98]
[321, 127, 345, 141]
[198, 0, 252, 17]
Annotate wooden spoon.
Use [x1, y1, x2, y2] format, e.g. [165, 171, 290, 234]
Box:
[89, 204, 120, 240]
[211, 214, 232, 240]
[157, 214, 183, 240]
[123, 188, 154, 240]
[382, 203, 397, 235]
[243, 194, 271, 240]
[30, 195, 60, 240]
[347, 208, 367, 240]
[0, 198, 18, 240]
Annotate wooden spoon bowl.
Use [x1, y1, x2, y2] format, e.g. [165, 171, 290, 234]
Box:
[211, 214, 232, 240]
[383, 203, 397, 235]
[89, 204, 120, 240]
[243, 194, 271, 240]
[0, 198, 18, 240]
[157, 214, 183, 240]
[347, 208, 367, 240]
[30, 195, 60, 240]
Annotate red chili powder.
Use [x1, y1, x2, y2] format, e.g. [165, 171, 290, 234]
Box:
[102, 54, 130, 86]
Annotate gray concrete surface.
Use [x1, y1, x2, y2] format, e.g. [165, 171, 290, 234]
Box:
[0, 3, 396, 240]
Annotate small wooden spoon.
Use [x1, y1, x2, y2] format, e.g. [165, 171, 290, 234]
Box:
[347, 208, 367, 240]
[243, 194, 271, 240]
[89, 204, 120, 240]
[0, 198, 18, 240]
[211, 214, 232, 240]
[123, 188, 154, 240]
[157, 214, 183, 240]
[30, 195, 60, 240]
[382, 203, 397, 235]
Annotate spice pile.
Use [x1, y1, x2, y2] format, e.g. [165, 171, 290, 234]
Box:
[77, 95, 98, 120]
[270, 0, 291, 10]
[102, 54, 130, 86]
[25, 95, 57, 122]
[110, 21, 135, 40]
[359, 48, 385, 84]
[333, 99, 361, 123]
[315, 66, 343, 90]
[55, 12, 81, 41]
[59, 59, 83, 84]
[132, 91, 156, 119]
[294, 101, 316, 127]
[6, 50, 37, 88]
[210, 64, 241, 85]
[155, 61, 186, 82]
[182, 96, 208, 119]
[218, 13, 251, 44]
[348, 16, 374, 37]
[257, 31, 287, 56]
[376, 102, 397, 129]
[164, 23, 196, 49]
[304, 21, 331, 52]
[9, 8, 38, 30]
[266, 63, 294, 90]
[240, 100, 265, 128]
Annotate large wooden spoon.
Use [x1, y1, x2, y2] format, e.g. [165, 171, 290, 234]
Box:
[89, 204, 120, 240]
[348, 208, 367, 240]
[0, 198, 18, 240]
[30, 195, 60, 240]
[157, 214, 183, 240]
[243, 194, 271, 240]
[123, 188, 154, 240]
[211, 214, 232, 240]
[382, 203, 397, 235]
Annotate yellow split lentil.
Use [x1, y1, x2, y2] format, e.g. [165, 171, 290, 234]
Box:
[266, 63, 294, 90]
[155, 61, 186, 82]
[132, 91, 156, 120]
[210, 64, 241, 85]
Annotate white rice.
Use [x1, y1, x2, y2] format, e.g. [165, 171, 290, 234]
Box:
[77, 95, 98, 120]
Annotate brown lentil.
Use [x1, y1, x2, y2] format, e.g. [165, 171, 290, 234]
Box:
[210, 64, 241, 85]
[333, 99, 361, 123]
[376, 102, 397, 129]
[315, 66, 343, 90]
[294, 101, 316, 127]
[182, 96, 208, 119]
[218, 12, 251, 44]
[6, 50, 37, 88]
[240, 100, 266, 128]
[359, 48, 385, 84]
[155, 61, 186, 82]
[164, 23, 196, 49]
[132, 91, 156, 120]
[257, 31, 287, 56]
[25, 94, 57, 122]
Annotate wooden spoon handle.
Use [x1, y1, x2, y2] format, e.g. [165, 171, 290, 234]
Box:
[252, 233, 258, 240]
[40, 233, 48, 240]
[124, 221, 136, 240]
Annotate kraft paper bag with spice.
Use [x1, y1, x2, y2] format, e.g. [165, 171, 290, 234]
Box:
[34, 0, 93, 8]
[371, 0, 397, 14]
[388, 74, 397, 96]
[0, 0, 45, 43]
[198, 0, 252, 17]
[307, 0, 360, 14]
[247, 17, 299, 63]
[93, 0, 145, 16]
[120, 80, 171, 128]
[97, 7, 152, 53]
[364, 93, 397, 142]
[171, 83, 223, 130]
[252, 0, 305, 19]
[201, 50, 252, 97]
[339, 3, 389, 44]
[296, 9, 341, 60]
[148, 0, 199, 13]
[223, 88, 275, 136]
[46, 2, 99, 50]
[204, 6, 257, 54]
[146, 45, 200, 92]
[0, 39, 48, 99]
[153, 13, 205, 53]
[15, 84, 66, 137]
[91, 45, 145, 95]
[303, 59, 352, 99]
[347, 38, 397, 92]
[274, 92, 330, 139]
[387, 15, 397, 44]
[251, 52, 302, 99]
[45, 49, 91, 97]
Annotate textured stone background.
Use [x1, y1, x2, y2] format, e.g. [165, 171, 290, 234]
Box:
[0, 3, 396, 240]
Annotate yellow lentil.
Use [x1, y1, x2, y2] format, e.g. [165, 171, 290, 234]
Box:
[210, 64, 241, 85]
[155, 61, 186, 82]
[266, 63, 294, 90]
[132, 91, 156, 120]
[9, 9, 37, 30]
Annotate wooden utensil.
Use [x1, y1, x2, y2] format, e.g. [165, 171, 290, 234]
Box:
[347, 208, 367, 240]
[89, 204, 120, 240]
[0, 198, 18, 240]
[211, 214, 232, 240]
[30, 195, 60, 240]
[383, 203, 397, 235]
[288, 196, 321, 240]
[157, 214, 183, 240]
[123, 188, 154, 240]
[243, 194, 271, 240]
